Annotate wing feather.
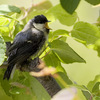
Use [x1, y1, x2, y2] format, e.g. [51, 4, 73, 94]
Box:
[8, 29, 46, 65]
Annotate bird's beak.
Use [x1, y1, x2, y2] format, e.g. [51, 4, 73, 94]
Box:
[45, 22, 51, 30]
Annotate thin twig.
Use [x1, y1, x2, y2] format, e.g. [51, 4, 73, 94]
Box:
[38, 44, 49, 57]
[41, 50, 51, 59]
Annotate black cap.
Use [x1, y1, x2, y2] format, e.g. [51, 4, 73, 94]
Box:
[33, 15, 49, 24]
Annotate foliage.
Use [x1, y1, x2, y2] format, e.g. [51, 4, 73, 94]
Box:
[0, 0, 100, 100]
[0, 35, 6, 65]
[60, 0, 81, 14]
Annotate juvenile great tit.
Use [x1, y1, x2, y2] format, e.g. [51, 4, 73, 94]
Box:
[3, 15, 51, 80]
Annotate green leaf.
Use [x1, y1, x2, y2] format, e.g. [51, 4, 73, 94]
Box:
[49, 29, 69, 42]
[52, 29, 69, 37]
[9, 86, 26, 95]
[0, 15, 16, 37]
[96, 16, 100, 26]
[0, 75, 11, 96]
[97, 16, 100, 22]
[0, 35, 6, 66]
[85, 0, 100, 5]
[12, 94, 34, 100]
[9, 19, 16, 30]
[60, 0, 81, 14]
[0, 70, 51, 100]
[93, 96, 100, 100]
[0, 16, 9, 26]
[71, 21, 100, 44]
[2, 36, 13, 42]
[82, 90, 92, 100]
[71, 84, 92, 100]
[50, 39, 85, 64]
[43, 51, 73, 88]
[47, 4, 78, 26]
[92, 82, 100, 94]
[0, 16, 13, 36]
[55, 72, 73, 88]
[27, 73, 51, 100]
[87, 75, 100, 93]
[94, 39, 100, 57]
[13, 72, 51, 100]
[72, 84, 89, 91]
[0, 5, 21, 15]
[43, 51, 66, 73]
[0, 84, 11, 100]
[13, 22, 23, 37]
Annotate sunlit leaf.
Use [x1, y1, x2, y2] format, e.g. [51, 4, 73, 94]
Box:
[9, 19, 15, 30]
[50, 39, 85, 63]
[0, 15, 16, 37]
[0, 5, 21, 15]
[0, 16, 9, 25]
[47, 4, 78, 26]
[0, 16, 12, 35]
[0, 35, 6, 66]
[13, 22, 23, 37]
[2, 36, 13, 42]
[60, 0, 81, 14]
[71, 21, 100, 44]
[49, 29, 69, 42]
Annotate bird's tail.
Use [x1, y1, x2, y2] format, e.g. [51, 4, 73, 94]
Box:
[3, 64, 15, 80]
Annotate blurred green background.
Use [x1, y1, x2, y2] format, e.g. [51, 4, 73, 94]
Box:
[0, 0, 100, 100]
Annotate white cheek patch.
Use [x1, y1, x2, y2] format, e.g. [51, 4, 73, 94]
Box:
[33, 23, 45, 32]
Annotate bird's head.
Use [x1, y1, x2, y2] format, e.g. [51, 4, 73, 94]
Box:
[31, 15, 51, 33]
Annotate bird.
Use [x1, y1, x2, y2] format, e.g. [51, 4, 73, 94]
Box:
[3, 15, 51, 80]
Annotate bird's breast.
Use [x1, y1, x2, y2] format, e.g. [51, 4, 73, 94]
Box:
[31, 28, 48, 40]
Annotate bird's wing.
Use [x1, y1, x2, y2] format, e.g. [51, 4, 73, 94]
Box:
[8, 29, 45, 64]
[8, 31, 29, 52]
